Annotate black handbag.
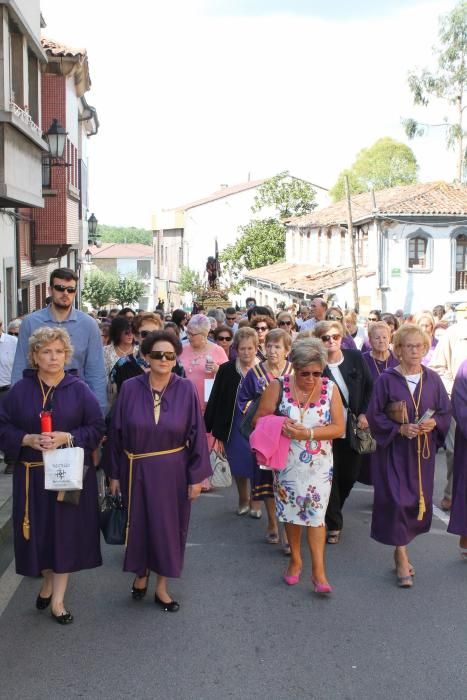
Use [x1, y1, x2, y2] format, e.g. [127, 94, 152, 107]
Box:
[100, 494, 127, 545]
[346, 410, 376, 454]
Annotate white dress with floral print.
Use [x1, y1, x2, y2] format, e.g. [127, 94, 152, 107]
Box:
[273, 375, 334, 527]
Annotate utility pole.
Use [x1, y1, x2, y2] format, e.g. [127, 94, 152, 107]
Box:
[344, 175, 359, 313]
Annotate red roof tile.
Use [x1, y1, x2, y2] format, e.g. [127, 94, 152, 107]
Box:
[88, 243, 153, 259]
[245, 261, 375, 295]
[287, 181, 467, 228]
[41, 37, 87, 59]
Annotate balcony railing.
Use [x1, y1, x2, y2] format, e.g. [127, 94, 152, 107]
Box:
[9, 101, 42, 137]
[456, 270, 467, 290]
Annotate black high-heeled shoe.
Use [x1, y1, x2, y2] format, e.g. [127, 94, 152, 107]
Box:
[51, 609, 74, 625]
[154, 593, 180, 612]
[36, 594, 52, 610]
[131, 572, 150, 600]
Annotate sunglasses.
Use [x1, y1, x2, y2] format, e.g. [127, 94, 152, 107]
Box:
[327, 315, 343, 321]
[321, 334, 341, 342]
[254, 326, 268, 332]
[368, 317, 378, 322]
[123, 329, 134, 335]
[226, 316, 236, 321]
[217, 336, 232, 342]
[148, 350, 176, 361]
[278, 321, 292, 326]
[298, 371, 323, 378]
[139, 330, 156, 338]
[8, 331, 18, 336]
[53, 284, 77, 294]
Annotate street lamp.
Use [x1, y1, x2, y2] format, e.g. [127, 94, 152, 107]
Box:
[88, 213, 98, 244]
[44, 119, 67, 160]
[85, 248, 92, 264]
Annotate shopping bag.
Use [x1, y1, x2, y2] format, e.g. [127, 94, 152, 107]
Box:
[43, 444, 84, 491]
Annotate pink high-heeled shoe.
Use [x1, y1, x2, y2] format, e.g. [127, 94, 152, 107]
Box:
[311, 577, 332, 594]
[283, 569, 301, 585]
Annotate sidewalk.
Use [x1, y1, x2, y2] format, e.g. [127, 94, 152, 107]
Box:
[0, 464, 12, 544]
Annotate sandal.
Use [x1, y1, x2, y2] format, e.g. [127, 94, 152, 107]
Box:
[396, 574, 414, 588]
[265, 531, 279, 544]
[326, 530, 341, 545]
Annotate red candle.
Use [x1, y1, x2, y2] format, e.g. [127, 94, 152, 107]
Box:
[40, 411, 52, 433]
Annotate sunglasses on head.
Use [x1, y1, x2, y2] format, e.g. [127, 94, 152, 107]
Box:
[327, 315, 343, 321]
[217, 335, 232, 342]
[278, 320, 292, 326]
[298, 370, 323, 378]
[148, 350, 176, 361]
[53, 283, 76, 294]
[254, 325, 268, 332]
[321, 334, 341, 342]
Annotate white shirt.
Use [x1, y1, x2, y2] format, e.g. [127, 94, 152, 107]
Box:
[301, 318, 317, 331]
[0, 332, 17, 386]
[328, 356, 348, 438]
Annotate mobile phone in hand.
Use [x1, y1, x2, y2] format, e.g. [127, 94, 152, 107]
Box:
[417, 409, 435, 424]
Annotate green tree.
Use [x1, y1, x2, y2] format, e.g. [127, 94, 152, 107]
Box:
[403, 1, 467, 181]
[252, 171, 317, 218]
[330, 138, 418, 201]
[113, 275, 146, 307]
[220, 218, 285, 287]
[99, 224, 153, 246]
[81, 270, 115, 309]
[179, 267, 203, 295]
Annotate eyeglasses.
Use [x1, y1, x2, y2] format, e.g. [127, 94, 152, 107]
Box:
[148, 350, 176, 361]
[402, 343, 424, 351]
[321, 334, 341, 342]
[217, 336, 232, 342]
[53, 284, 77, 294]
[298, 370, 323, 378]
[278, 320, 292, 326]
[327, 315, 343, 321]
[254, 326, 268, 332]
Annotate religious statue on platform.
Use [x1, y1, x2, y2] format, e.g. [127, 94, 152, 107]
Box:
[206, 241, 221, 289]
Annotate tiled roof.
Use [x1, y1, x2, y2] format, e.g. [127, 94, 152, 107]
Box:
[287, 181, 467, 228]
[41, 38, 87, 59]
[89, 243, 153, 259]
[177, 178, 268, 210]
[244, 261, 375, 295]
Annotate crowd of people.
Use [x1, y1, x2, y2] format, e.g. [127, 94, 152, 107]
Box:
[0, 267, 465, 625]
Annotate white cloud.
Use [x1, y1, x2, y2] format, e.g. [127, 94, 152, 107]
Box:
[40, 0, 456, 227]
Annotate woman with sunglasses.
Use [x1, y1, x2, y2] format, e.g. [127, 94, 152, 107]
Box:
[107, 330, 211, 612]
[103, 317, 137, 412]
[325, 307, 357, 350]
[238, 329, 292, 543]
[250, 315, 276, 361]
[213, 324, 234, 360]
[314, 320, 373, 545]
[276, 311, 296, 337]
[253, 339, 345, 593]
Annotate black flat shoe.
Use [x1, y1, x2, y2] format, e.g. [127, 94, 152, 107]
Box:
[51, 610, 73, 625]
[36, 594, 52, 610]
[154, 593, 180, 612]
[131, 572, 149, 601]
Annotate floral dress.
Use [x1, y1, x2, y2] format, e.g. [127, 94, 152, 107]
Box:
[273, 375, 335, 527]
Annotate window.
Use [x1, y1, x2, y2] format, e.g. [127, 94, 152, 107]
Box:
[407, 234, 430, 270]
[455, 233, 467, 290]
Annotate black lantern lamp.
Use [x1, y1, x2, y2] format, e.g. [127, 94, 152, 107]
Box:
[84, 248, 93, 264]
[45, 119, 68, 160]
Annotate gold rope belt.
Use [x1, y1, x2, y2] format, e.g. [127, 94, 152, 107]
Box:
[20, 461, 44, 541]
[415, 433, 430, 521]
[124, 446, 185, 545]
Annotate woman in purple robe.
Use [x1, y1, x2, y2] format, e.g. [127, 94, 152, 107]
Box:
[0, 327, 105, 624]
[108, 330, 211, 612]
[447, 359, 467, 557]
[359, 321, 398, 485]
[367, 324, 451, 588]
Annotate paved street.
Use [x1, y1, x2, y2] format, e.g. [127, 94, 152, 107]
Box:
[0, 456, 466, 700]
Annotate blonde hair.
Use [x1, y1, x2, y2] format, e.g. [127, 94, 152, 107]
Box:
[314, 320, 345, 338]
[368, 321, 391, 340]
[392, 323, 430, 359]
[265, 328, 292, 351]
[28, 326, 73, 367]
[234, 326, 258, 350]
[414, 311, 435, 334]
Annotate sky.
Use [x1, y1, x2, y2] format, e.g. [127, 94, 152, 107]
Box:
[40, 0, 458, 228]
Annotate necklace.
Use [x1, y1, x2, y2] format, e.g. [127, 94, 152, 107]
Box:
[401, 367, 423, 419]
[150, 375, 172, 424]
[291, 376, 315, 423]
[372, 352, 389, 376]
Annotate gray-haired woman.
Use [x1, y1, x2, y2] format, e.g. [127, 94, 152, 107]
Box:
[254, 339, 345, 594]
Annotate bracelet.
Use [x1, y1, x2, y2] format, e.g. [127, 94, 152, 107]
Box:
[308, 428, 314, 441]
